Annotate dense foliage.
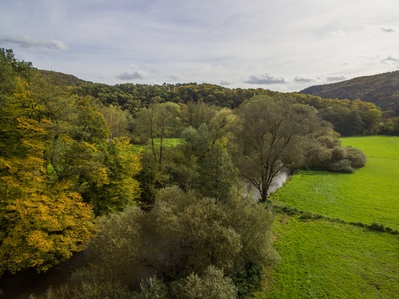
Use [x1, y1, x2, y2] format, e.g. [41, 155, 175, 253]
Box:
[0, 49, 141, 275]
[32, 187, 279, 298]
[42, 68, 390, 136]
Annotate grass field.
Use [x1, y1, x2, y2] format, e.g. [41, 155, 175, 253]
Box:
[255, 216, 399, 299]
[255, 136, 399, 299]
[271, 136, 399, 230]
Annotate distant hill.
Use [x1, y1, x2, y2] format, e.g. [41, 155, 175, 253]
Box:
[300, 71, 399, 114]
[38, 70, 92, 87]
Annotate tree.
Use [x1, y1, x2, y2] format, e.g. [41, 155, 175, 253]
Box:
[171, 266, 238, 299]
[196, 142, 238, 201]
[0, 51, 113, 275]
[100, 104, 132, 139]
[182, 100, 218, 129]
[233, 96, 321, 202]
[0, 91, 95, 275]
[87, 137, 142, 215]
[78, 187, 278, 296]
[134, 103, 181, 170]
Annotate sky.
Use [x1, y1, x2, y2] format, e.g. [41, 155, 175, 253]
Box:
[1, 0, 399, 92]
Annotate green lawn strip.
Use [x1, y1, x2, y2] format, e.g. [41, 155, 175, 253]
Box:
[271, 136, 399, 230]
[253, 215, 399, 299]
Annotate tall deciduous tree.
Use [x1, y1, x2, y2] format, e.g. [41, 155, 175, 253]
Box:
[233, 96, 321, 202]
[100, 104, 132, 138]
[134, 102, 181, 170]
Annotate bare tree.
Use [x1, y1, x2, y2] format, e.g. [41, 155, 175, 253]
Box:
[233, 96, 321, 203]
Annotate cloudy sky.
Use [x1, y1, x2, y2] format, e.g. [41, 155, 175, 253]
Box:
[1, 0, 399, 92]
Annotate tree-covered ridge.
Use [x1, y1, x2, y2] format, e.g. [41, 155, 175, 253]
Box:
[37, 66, 390, 136]
[38, 70, 92, 87]
[299, 70, 399, 115]
[71, 82, 386, 136]
[73, 82, 278, 112]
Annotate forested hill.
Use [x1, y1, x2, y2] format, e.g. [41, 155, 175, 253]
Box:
[300, 70, 399, 114]
[38, 70, 92, 87]
[37, 70, 384, 136]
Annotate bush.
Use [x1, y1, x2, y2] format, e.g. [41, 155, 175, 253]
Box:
[345, 147, 367, 168]
[299, 211, 313, 220]
[304, 142, 366, 173]
[331, 146, 347, 161]
[170, 266, 238, 299]
[84, 205, 145, 287]
[328, 159, 354, 173]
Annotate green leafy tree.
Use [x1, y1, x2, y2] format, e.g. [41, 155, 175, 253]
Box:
[134, 103, 181, 169]
[87, 137, 141, 215]
[171, 266, 238, 299]
[196, 142, 238, 201]
[100, 104, 132, 138]
[75, 187, 278, 296]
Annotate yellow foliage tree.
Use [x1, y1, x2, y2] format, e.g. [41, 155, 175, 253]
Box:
[88, 137, 142, 215]
[0, 69, 96, 275]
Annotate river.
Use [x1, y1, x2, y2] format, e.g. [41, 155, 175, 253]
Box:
[244, 169, 290, 201]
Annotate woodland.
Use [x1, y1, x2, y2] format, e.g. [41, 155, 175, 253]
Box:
[0, 48, 380, 298]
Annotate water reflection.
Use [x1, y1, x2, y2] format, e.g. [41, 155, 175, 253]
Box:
[244, 169, 289, 201]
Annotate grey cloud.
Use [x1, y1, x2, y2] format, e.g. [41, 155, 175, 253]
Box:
[381, 56, 399, 64]
[325, 75, 347, 82]
[220, 80, 231, 86]
[0, 35, 68, 52]
[169, 74, 181, 81]
[244, 73, 286, 85]
[378, 25, 397, 33]
[116, 71, 148, 80]
[363, 24, 397, 33]
[294, 76, 315, 83]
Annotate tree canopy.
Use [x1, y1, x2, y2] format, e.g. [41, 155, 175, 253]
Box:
[0, 49, 141, 275]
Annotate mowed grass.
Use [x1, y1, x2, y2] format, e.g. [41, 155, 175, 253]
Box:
[271, 136, 399, 230]
[253, 136, 399, 299]
[254, 215, 399, 299]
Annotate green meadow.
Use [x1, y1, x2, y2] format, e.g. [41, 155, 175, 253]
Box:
[255, 136, 399, 299]
[256, 216, 399, 299]
[271, 136, 399, 230]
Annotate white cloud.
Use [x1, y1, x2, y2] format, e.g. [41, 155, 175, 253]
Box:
[116, 71, 148, 80]
[331, 30, 346, 37]
[0, 35, 68, 52]
[244, 74, 286, 85]
[2, 0, 399, 91]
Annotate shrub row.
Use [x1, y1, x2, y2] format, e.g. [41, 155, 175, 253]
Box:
[273, 204, 399, 235]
